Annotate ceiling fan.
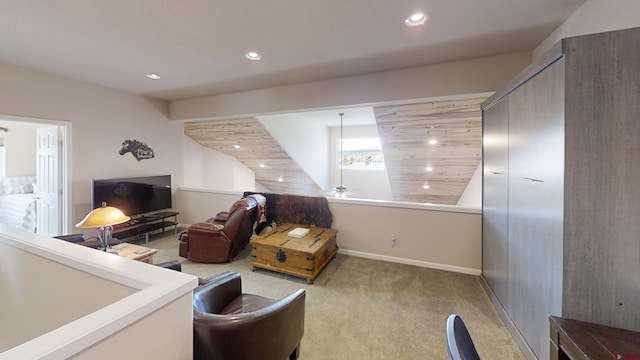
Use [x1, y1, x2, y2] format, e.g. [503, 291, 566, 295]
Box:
[328, 112, 355, 198]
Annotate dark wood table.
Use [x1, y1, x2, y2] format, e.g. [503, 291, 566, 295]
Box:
[550, 316, 640, 360]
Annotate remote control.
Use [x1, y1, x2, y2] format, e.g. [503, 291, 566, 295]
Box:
[134, 248, 150, 254]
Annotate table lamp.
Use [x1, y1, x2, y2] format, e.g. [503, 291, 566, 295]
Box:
[76, 202, 130, 251]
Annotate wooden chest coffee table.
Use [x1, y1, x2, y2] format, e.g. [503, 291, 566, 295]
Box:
[250, 223, 338, 284]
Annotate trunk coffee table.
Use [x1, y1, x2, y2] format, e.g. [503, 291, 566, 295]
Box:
[250, 223, 338, 284]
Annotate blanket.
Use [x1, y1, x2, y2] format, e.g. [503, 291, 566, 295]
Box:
[0, 193, 37, 232]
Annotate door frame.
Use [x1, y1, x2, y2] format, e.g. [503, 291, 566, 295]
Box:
[0, 113, 70, 235]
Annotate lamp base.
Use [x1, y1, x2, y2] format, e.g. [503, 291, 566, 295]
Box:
[96, 225, 114, 251]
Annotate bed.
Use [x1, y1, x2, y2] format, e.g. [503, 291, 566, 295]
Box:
[0, 176, 37, 232]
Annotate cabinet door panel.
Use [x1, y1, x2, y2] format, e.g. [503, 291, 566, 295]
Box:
[482, 99, 509, 303]
[507, 58, 565, 360]
[508, 62, 565, 183]
[563, 28, 640, 331]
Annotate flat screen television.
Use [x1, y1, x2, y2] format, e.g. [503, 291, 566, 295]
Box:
[91, 175, 172, 217]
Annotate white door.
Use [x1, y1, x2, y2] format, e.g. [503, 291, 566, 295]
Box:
[36, 126, 60, 235]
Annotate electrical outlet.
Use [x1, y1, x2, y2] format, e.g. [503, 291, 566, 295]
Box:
[390, 234, 398, 246]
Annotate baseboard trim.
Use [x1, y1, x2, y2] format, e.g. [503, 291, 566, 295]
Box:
[177, 223, 190, 230]
[479, 276, 537, 360]
[337, 248, 481, 275]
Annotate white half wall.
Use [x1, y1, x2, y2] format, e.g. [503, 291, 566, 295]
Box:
[176, 188, 481, 274]
[0, 226, 198, 359]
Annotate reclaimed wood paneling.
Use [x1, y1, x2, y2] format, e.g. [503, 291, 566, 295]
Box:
[185, 98, 486, 204]
[374, 97, 485, 204]
[184, 118, 324, 196]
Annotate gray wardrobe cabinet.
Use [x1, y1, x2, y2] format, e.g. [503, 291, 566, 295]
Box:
[482, 27, 640, 360]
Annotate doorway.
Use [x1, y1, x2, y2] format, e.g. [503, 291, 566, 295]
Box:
[0, 115, 69, 236]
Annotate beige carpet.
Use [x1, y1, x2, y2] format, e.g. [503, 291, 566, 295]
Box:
[146, 231, 524, 360]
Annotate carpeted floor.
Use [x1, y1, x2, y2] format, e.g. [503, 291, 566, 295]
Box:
[145, 231, 524, 360]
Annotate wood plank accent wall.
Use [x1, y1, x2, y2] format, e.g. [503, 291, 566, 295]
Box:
[184, 118, 324, 196]
[374, 97, 485, 204]
[184, 98, 485, 203]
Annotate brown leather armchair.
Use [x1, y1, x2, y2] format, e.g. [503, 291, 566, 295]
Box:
[193, 271, 305, 360]
[179, 195, 265, 263]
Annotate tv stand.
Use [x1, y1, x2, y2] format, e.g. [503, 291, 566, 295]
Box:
[113, 211, 179, 243]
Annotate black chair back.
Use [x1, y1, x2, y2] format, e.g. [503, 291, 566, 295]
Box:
[446, 314, 481, 360]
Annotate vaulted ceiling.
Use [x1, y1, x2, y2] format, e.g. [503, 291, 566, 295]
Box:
[184, 97, 485, 204]
[0, 1, 584, 101]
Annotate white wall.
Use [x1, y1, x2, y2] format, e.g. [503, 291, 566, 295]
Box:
[0, 60, 184, 233]
[0, 147, 4, 178]
[534, 0, 640, 58]
[457, 163, 482, 208]
[0, 120, 39, 176]
[231, 157, 256, 191]
[176, 188, 241, 223]
[170, 52, 532, 121]
[183, 135, 256, 191]
[182, 136, 206, 188]
[330, 199, 481, 274]
[258, 113, 330, 190]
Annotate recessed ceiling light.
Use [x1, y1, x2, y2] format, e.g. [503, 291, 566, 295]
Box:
[278, 177, 283, 182]
[428, 139, 438, 145]
[259, 163, 265, 168]
[146, 73, 161, 80]
[245, 51, 262, 60]
[423, 185, 430, 189]
[234, 144, 241, 149]
[426, 166, 433, 172]
[405, 12, 428, 26]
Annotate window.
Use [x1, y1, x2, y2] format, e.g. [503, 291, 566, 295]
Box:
[339, 138, 384, 170]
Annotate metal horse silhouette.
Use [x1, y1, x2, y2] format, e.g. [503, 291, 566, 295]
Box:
[119, 139, 155, 161]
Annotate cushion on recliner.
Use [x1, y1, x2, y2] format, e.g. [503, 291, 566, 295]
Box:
[189, 222, 224, 233]
[213, 212, 229, 222]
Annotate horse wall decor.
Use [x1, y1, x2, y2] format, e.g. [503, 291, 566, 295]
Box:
[119, 139, 155, 161]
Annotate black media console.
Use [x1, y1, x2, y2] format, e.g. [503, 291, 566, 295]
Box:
[112, 211, 179, 243]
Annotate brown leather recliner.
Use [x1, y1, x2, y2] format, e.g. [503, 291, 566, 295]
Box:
[179, 195, 265, 263]
[193, 271, 305, 360]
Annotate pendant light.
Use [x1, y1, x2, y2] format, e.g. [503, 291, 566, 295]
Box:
[334, 112, 349, 198]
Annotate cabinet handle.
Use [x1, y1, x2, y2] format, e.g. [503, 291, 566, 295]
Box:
[520, 177, 544, 183]
[490, 171, 506, 175]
